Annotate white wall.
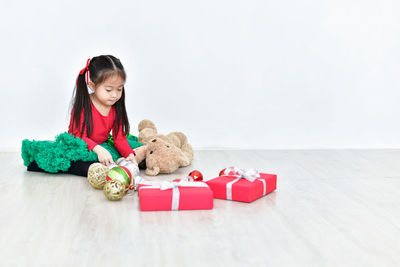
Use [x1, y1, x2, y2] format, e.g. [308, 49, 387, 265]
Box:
[1, 0, 400, 151]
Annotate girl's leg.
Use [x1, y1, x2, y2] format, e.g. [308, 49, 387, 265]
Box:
[27, 161, 50, 173]
[27, 160, 96, 177]
[67, 161, 96, 177]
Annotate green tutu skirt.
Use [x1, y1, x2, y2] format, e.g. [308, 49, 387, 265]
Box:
[21, 132, 142, 173]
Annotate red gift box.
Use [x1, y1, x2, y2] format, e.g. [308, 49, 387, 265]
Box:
[206, 168, 277, 203]
[138, 180, 213, 211]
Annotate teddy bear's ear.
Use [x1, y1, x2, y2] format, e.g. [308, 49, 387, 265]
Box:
[139, 129, 157, 144]
[138, 120, 157, 133]
[145, 166, 160, 176]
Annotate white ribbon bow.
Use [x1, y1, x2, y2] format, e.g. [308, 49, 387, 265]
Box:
[138, 177, 208, 210]
[222, 166, 266, 200]
[222, 166, 261, 181]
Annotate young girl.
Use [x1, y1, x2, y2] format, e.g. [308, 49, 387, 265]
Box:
[26, 55, 139, 176]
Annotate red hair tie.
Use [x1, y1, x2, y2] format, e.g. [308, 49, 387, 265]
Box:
[76, 58, 91, 85]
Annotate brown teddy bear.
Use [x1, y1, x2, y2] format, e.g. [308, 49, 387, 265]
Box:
[133, 120, 194, 176]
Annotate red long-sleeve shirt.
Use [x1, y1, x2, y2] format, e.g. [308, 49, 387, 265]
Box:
[68, 101, 135, 158]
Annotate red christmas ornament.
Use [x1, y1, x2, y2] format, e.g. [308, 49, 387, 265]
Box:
[219, 168, 227, 176]
[188, 170, 203, 181]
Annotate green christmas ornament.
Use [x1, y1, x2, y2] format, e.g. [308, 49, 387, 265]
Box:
[106, 166, 132, 188]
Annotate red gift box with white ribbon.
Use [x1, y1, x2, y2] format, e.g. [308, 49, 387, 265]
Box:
[137, 178, 213, 211]
[206, 167, 277, 203]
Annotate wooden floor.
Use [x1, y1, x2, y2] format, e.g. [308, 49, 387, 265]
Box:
[1, 150, 400, 267]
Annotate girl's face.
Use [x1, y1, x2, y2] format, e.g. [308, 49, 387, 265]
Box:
[89, 75, 125, 107]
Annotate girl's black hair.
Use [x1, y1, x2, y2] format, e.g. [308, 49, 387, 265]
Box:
[70, 55, 130, 138]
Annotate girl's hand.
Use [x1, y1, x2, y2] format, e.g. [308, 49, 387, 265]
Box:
[126, 153, 138, 165]
[93, 145, 115, 166]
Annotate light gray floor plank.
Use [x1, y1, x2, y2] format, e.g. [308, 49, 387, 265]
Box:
[1, 150, 400, 267]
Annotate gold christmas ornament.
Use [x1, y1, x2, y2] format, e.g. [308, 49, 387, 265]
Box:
[103, 180, 126, 201]
[87, 163, 109, 189]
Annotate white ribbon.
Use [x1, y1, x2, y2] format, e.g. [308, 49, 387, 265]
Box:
[107, 163, 118, 169]
[139, 177, 209, 210]
[222, 166, 266, 200]
[117, 159, 140, 177]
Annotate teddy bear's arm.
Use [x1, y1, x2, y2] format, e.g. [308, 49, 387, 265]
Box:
[133, 145, 147, 163]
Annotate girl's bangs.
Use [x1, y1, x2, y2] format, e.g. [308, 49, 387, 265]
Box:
[95, 69, 126, 85]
